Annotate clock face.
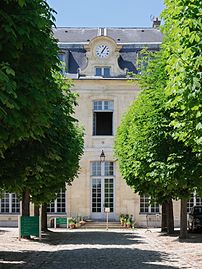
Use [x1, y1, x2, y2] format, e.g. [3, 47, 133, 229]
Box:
[96, 45, 110, 58]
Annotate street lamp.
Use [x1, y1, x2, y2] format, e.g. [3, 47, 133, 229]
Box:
[100, 150, 105, 162]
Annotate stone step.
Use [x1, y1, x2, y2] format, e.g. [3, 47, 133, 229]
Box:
[80, 221, 122, 229]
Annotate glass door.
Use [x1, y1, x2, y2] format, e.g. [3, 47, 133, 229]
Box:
[92, 178, 102, 213]
[91, 161, 114, 220]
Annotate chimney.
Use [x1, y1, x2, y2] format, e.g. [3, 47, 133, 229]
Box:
[152, 17, 161, 28]
[98, 28, 105, 36]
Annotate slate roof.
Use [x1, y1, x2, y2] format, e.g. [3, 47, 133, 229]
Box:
[53, 27, 163, 44]
[53, 27, 163, 77]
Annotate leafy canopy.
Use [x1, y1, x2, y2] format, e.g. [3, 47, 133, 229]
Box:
[161, 0, 202, 152]
[0, 72, 84, 204]
[0, 0, 60, 155]
[115, 50, 201, 202]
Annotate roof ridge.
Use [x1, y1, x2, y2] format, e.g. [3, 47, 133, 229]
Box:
[53, 27, 156, 30]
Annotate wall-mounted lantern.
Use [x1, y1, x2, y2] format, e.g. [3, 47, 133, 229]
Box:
[100, 150, 105, 162]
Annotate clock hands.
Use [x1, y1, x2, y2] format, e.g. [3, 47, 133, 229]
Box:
[101, 46, 107, 54]
[96, 45, 109, 58]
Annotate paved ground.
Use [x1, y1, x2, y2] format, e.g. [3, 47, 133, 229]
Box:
[0, 228, 202, 269]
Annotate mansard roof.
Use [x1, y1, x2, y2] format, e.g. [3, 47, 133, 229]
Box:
[53, 27, 163, 44]
[53, 27, 163, 77]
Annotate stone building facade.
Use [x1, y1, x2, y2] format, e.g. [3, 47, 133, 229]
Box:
[52, 26, 181, 227]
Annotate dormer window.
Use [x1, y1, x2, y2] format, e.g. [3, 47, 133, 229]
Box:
[58, 53, 66, 74]
[95, 67, 111, 78]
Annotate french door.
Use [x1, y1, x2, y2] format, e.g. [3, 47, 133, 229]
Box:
[91, 161, 114, 219]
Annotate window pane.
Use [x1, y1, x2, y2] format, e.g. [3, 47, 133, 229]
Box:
[0, 193, 10, 213]
[11, 194, 20, 213]
[187, 194, 195, 212]
[196, 196, 202, 206]
[140, 196, 159, 214]
[187, 193, 202, 212]
[47, 189, 66, 213]
[92, 178, 102, 212]
[95, 68, 102, 76]
[103, 67, 110, 77]
[93, 101, 102, 111]
[91, 162, 101, 176]
[104, 101, 113, 110]
[150, 202, 159, 213]
[105, 162, 114, 176]
[93, 100, 113, 111]
[104, 178, 114, 212]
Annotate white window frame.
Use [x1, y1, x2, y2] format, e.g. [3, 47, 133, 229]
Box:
[0, 193, 20, 214]
[93, 100, 114, 136]
[47, 189, 66, 214]
[91, 161, 115, 213]
[187, 192, 202, 212]
[95, 67, 111, 78]
[140, 195, 160, 214]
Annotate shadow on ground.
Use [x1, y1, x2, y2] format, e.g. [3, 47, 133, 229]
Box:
[0, 248, 178, 269]
[40, 230, 144, 246]
[158, 230, 202, 243]
[0, 230, 181, 269]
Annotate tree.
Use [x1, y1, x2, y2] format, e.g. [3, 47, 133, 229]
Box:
[0, 0, 60, 156]
[0, 73, 84, 226]
[161, 0, 202, 153]
[114, 50, 201, 238]
[161, 0, 202, 238]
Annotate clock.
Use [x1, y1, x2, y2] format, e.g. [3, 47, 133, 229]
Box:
[95, 44, 110, 58]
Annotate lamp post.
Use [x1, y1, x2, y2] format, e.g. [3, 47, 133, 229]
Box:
[100, 150, 105, 162]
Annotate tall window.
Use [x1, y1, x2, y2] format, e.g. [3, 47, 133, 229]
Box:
[91, 161, 114, 213]
[47, 189, 66, 213]
[95, 67, 110, 78]
[140, 196, 160, 214]
[93, 100, 113, 136]
[0, 193, 20, 214]
[187, 193, 202, 212]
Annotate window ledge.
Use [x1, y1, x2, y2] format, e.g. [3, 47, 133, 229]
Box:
[0, 213, 20, 215]
[92, 135, 114, 138]
[139, 213, 161, 215]
[47, 213, 67, 215]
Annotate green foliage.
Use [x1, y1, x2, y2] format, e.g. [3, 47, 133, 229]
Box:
[0, 0, 84, 204]
[0, 0, 59, 155]
[115, 50, 201, 203]
[0, 72, 84, 204]
[161, 0, 202, 152]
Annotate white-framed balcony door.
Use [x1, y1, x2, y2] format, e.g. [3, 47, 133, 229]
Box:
[91, 177, 115, 220]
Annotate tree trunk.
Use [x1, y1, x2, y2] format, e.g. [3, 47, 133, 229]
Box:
[22, 190, 30, 216]
[34, 204, 39, 216]
[41, 203, 48, 232]
[180, 199, 188, 239]
[161, 202, 167, 232]
[166, 198, 174, 234]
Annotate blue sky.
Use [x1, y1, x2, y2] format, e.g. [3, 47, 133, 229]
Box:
[47, 0, 165, 27]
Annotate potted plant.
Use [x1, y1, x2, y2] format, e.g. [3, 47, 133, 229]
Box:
[124, 214, 129, 227]
[75, 216, 81, 228]
[119, 214, 125, 226]
[68, 218, 76, 229]
[126, 215, 134, 228]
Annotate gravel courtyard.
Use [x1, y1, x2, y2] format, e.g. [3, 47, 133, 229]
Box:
[0, 228, 202, 269]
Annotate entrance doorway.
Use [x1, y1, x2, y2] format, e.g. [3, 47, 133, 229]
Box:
[91, 161, 115, 220]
